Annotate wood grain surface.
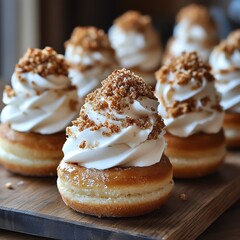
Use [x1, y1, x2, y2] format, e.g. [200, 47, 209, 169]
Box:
[1, 201, 240, 240]
[0, 151, 240, 240]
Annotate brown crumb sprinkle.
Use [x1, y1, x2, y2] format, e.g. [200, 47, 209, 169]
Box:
[169, 99, 196, 118]
[4, 85, 16, 98]
[217, 30, 240, 56]
[5, 182, 14, 190]
[87, 68, 155, 114]
[65, 26, 113, 51]
[79, 140, 86, 149]
[16, 47, 69, 77]
[156, 52, 222, 118]
[69, 99, 78, 111]
[200, 96, 210, 106]
[179, 193, 187, 201]
[156, 52, 215, 86]
[114, 11, 152, 32]
[68, 69, 165, 140]
[176, 4, 216, 31]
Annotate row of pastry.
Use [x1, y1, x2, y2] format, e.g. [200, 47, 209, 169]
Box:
[0, 4, 239, 218]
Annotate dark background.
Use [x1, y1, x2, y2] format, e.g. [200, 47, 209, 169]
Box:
[39, 0, 240, 54]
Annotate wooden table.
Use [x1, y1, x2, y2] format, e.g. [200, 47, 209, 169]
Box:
[0, 200, 239, 239]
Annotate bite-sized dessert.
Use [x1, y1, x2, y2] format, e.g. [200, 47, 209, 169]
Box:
[57, 69, 173, 217]
[0, 47, 79, 176]
[155, 52, 225, 178]
[209, 30, 240, 148]
[65, 26, 118, 104]
[108, 11, 162, 87]
[164, 4, 218, 63]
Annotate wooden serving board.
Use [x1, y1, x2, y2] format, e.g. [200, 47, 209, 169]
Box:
[0, 151, 240, 240]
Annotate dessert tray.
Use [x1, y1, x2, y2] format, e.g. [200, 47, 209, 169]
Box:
[0, 151, 239, 240]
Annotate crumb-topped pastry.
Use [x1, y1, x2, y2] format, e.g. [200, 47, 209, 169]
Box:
[0, 47, 79, 176]
[108, 11, 162, 87]
[164, 4, 218, 63]
[209, 29, 240, 148]
[57, 69, 173, 217]
[65, 26, 118, 104]
[155, 52, 226, 178]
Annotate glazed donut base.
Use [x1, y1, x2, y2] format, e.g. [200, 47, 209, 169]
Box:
[165, 130, 226, 178]
[224, 112, 240, 149]
[57, 178, 173, 218]
[57, 155, 173, 217]
[0, 124, 65, 176]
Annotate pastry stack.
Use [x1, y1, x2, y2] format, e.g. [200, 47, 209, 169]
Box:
[210, 29, 240, 148]
[57, 69, 173, 217]
[0, 47, 79, 176]
[155, 52, 226, 178]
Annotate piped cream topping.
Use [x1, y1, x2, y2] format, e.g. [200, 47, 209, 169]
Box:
[63, 69, 166, 169]
[108, 11, 162, 85]
[155, 52, 224, 137]
[209, 29, 240, 112]
[65, 27, 118, 102]
[165, 4, 218, 63]
[1, 47, 79, 134]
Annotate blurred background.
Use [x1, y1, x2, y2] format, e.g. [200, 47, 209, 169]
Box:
[0, 0, 240, 82]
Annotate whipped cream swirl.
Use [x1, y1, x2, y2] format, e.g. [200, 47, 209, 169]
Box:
[174, 20, 212, 44]
[209, 46, 240, 112]
[167, 20, 215, 62]
[155, 53, 224, 137]
[65, 45, 118, 103]
[63, 99, 165, 169]
[1, 72, 79, 134]
[63, 69, 166, 169]
[109, 26, 161, 72]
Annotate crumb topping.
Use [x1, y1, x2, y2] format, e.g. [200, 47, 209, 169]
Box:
[79, 140, 86, 149]
[179, 193, 187, 201]
[5, 182, 14, 190]
[228, 29, 240, 43]
[69, 99, 79, 111]
[168, 99, 196, 118]
[156, 52, 214, 85]
[68, 69, 165, 142]
[16, 47, 68, 77]
[4, 85, 16, 98]
[176, 4, 216, 30]
[87, 68, 155, 112]
[216, 30, 240, 56]
[114, 11, 152, 32]
[65, 26, 113, 51]
[156, 52, 222, 118]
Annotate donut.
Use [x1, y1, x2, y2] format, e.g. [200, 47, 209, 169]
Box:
[57, 155, 173, 217]
[224, 112, 240, 149]
[164, 130, 226, 178]
[0, 124, 65, 176]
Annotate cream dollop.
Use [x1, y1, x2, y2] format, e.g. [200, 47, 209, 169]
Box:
[1, 72, 79, 134]
[155, 73, 224, 137]
[65, 45, 118, 102]
[63, 68, 166, 169]
[167, 20, 214, 62]
[174, 20, 209, 43]
[63, 98, 165, 169]
[209, 48, 240, 112]
[168, 39, 211, 63]
[109, 26, 161, 71]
